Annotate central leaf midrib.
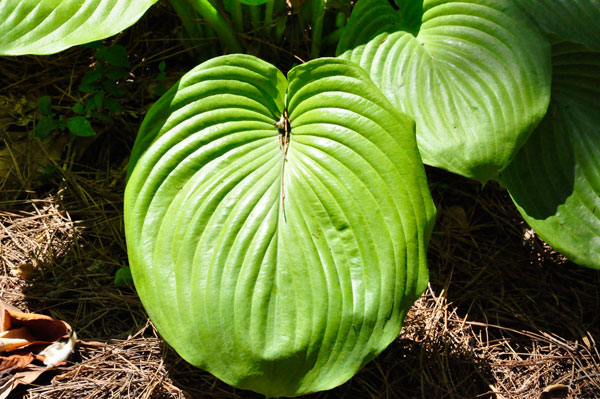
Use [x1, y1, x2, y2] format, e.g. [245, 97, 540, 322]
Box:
[277, 110, 291, 221]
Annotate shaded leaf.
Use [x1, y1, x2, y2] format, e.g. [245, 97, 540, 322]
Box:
[72, 103, 85, 115]
[518, 0, 600, 51]
[79, 69, 103, 93]
[501, 42, 600, 269]
[34, 117, 60, 139]
[104, 97, 122, 113]
[114, 267, 133, 286]
[96, 45, 130, 68]
[336, 0, 422, 54]
[67, 117, 95, 137]
[37, 96, 52, 116]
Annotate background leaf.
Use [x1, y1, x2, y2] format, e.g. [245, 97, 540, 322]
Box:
[37, 96, 52, 116]
[124, 54, 435, 396]
[338, 0, 551, 182]
[336, 0, 423, 54]
[0, 0, 158, 55]
[501, 42, 600, 269]
[517, 0, 600, 51]
[67, 116, 95, 137]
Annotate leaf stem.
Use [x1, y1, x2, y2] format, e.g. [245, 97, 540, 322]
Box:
[249, 4, 261, 30]
[169, 0, 204, 39]
[264, 0, 274, 37]
[310, 1, 325, 59]
[230, 1, 244, 32]
[187, 0, 243, 53]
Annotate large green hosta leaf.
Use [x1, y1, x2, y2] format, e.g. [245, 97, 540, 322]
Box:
[0, 0, 158, 55]
[517, 0, 600, 51]
[501, 42, 600, 269]
[124, 54, 435, 396]
[338, 0, 551, 182]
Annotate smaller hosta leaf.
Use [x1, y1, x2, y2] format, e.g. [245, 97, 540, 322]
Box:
[518, 0, 600, 51]
[501, 42, 600, 269]
[0, 0, 158, 55]
[338, 0, 552, 182]
[125, 54, 435, 396]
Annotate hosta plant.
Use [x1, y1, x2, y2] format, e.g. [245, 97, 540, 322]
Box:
[337, 0, 600, 269]
[124, 54, 436, 396]
[336, 0, 551, 183]
[0, 0, 343, 60]
[500, 0, 600, 269]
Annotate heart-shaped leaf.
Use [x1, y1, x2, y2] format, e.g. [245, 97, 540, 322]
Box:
[517, 0, 600, 51]
[501, 42, 600, 269]
[124, 54, 435, 396]
[0, 0, 158, 55]
[338, 0, 551, 182]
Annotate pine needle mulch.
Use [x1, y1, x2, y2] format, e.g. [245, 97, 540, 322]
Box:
[1, 5, 599, 399]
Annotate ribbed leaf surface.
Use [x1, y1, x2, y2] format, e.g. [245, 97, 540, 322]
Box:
[124, 54, 435, 396]
[0, 0, 158, 55]
[518, 0, 600, 51]
[338, 0, 551, 182]
[501, 42, 600, 269]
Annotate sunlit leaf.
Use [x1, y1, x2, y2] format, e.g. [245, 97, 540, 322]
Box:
[338, 0, 551, 182]
[124, 54, 435, 396]
[0, 0, 158, 55]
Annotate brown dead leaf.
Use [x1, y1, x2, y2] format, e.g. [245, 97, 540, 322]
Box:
[0, 302, 20, 332]
[0, 300, 71, 351]
[0, 328, 37, 352]
[0, 353, 34, 371]
[13, 263, 37, 280]
[441, 205, 469, 230]
[540, 384, 570, 399]
[0, 365, 48, 399]
[0, 301, 74, 398]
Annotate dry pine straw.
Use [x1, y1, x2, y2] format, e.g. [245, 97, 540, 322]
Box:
[1, 8, 600, 397]
[0, 160, 599, 399]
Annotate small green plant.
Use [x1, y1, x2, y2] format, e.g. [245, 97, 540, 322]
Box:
[33, 42, 131, 140]
[76, 41, 129, 118]
[34, 96, 95, 138]
[114, 266, 134, 287]
[151, 61, 168, 97]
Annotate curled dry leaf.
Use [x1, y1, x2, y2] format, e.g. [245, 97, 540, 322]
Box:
[0, 300, 74, 398]
[0, 300, 71, 352]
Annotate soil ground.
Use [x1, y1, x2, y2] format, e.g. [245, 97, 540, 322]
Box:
[1, 4, 599, 398]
